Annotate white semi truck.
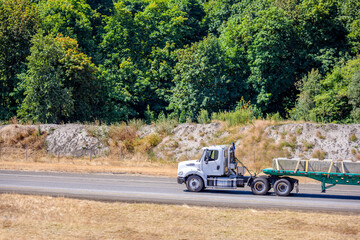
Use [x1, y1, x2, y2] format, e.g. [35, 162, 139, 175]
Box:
[177, 144, 299, 196]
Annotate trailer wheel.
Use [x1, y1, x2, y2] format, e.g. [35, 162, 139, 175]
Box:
[274, 178, 292, 196]
[283, 177, 295, 192]
[186, 175, 204, 192]
[251, 177, 270, 195]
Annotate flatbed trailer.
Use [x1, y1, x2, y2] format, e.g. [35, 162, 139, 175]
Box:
[263, 168, 360, 192]
[255, 158, 360, 195]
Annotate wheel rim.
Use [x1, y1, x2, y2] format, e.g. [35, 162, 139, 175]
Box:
[254, 182, 264, 192]
[189, 178, 200, 190]
[276, 182, 288, 193]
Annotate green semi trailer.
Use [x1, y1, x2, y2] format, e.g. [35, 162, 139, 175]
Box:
[255, 158, 360, 196]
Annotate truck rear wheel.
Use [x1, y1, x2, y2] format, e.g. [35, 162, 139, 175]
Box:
[251, 177, 270, 195]
[274, 178, 292, 196]
[186, 175, 204, 192]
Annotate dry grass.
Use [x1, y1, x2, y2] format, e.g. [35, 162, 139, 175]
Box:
[312, 149, 326, 160]
[212, 120, 291, 173]
[0, 125, 48, 150]
[0, 194, 359, 240]
[0, 161, 176, 177]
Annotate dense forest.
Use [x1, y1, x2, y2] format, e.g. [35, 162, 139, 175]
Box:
[0, 0, 359, 124]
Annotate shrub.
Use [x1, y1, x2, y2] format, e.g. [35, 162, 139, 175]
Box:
[316, 131, 326, 140]
[197, 109, 210, 124]
[109, 124, 137, 141]
[349, 134, 357, 142]
[296, 127, 303, 135]
[144, 105, 155, 124]
[128, 119, 145, 130]
[303, 142, 314, 151]
[312, 149, 326, 160]
[212, 99, 255, 127]
[155, 116, 178, 136]
[266, 112, 282, 122]
[144, 133, 162, 148]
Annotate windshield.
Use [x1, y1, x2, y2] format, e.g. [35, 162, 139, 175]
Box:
[198, 149, 206, 162]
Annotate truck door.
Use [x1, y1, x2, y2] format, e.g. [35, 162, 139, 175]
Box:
[202, 150, 222, 176]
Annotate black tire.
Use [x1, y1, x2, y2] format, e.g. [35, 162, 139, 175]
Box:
[274, 178, 292, 196]
[251, 177, 270, 195]
[186, 175, 204, 192]
[283, 177, 295, 192]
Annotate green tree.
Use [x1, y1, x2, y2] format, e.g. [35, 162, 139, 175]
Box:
[297, 0, 349, 73]
[0, 0, 39, 120]
[38, 0, 95, 55]
[144, 43, 177, 113]
[19, 32, 99, 123]
[100, 2, 138, 63]
[202, 0, 242, 35]
[221, 6, 299, 113]
[340, 0, 360, 54]
[100, 1, 190, 120]
[86, 0, 113, 15]
[292, 69, 322, 121]
[98, 2, 142, 121]
[98, 59, 140, 122]
[134, 0, 190, 55]
[169, 0, 206, 43]
[293, 57, 360, 122]
[169, 35, 248, 121]
[348, 70, 360, 122]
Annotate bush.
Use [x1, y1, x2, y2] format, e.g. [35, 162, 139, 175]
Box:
[128, 119, 145, 130]
[109, 124, 137, 142]
[312, 149, 326, 160]
[212, 98, 255, 126]
[146, 133, 162, 148]
[266, 112, 282, 122]
[197, 109, 210, 124]
[349, 133, 358, 142]
[155, 115, 178, 136]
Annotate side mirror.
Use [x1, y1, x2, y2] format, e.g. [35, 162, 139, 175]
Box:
[204, 155, 209, 164]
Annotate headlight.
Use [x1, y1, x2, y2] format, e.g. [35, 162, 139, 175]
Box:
[178, 171, 183, 176]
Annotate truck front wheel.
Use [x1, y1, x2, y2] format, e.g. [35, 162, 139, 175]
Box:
[186, 175, 204, 192]
[251, 177, 270, 195]
[274, 178, 292, 196]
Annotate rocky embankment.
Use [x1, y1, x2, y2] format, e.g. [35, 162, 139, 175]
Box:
[0, 122, 359, 161]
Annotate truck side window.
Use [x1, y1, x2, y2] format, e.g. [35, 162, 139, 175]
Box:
[224, 149, 228, 163]
[207, 150, 218, 161]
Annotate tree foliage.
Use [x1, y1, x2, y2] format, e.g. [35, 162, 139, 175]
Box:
[19, 32, 98, 123]
[0, 0, 39, 119]
[293, 57, 360, 123]
[38, 0, 95, 55]
[169, 35, 247, 121]
[0, 0, 359, 123]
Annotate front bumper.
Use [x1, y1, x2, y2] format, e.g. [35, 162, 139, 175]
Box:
[177, 177, 185, 184]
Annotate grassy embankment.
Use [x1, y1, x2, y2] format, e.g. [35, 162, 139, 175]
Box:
[0, 114, 309, 177]
[0, 119, 178, 176]
[0, 194, 359, 240]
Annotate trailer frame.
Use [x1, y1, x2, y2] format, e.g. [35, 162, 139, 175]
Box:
[263, 168, 360, 192]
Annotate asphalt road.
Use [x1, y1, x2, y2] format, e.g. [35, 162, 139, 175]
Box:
[0, 170, 359, 213]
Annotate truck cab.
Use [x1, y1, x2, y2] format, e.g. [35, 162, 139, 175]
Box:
[177, 145, 250, 192]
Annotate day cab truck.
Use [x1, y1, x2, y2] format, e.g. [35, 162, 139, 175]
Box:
[177, 144, 360, 196]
